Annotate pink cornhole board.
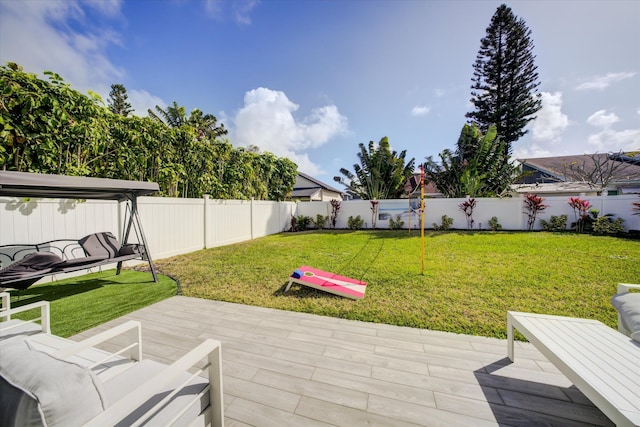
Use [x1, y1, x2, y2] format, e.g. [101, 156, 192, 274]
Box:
[284, 266, 367, 300]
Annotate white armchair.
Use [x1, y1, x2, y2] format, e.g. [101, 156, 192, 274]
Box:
[0, 293, 224, 426]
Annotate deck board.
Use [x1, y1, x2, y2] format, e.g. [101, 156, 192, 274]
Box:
[72, 296, 616, 426]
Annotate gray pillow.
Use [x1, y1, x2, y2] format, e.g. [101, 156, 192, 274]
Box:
[0, 339, 107, 426]
[611, 292, 640, 342]
[79, 232, 120, 259]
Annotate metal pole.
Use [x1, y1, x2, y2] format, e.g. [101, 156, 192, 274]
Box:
[420, 166, 425, 275]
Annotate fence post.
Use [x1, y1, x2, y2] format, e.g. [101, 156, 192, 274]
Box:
[203, 195, 210, 249]
[250, 198, 254, 240]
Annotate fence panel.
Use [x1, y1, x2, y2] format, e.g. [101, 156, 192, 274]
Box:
[0, 198, 119, 246]
[136, 197, 205, 259]
[295, 194, 639, 232]
[205, 199, 252, 248]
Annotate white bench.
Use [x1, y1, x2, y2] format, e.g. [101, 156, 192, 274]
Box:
[507, 293, 640, 427]
[0, 293, 224, 426]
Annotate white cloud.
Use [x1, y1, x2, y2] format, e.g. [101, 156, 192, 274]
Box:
[0, 1, 168, 117]
[0, 0, 123, 96]
[411, 105, 431, 116]
[205, 0, 259, 24]
[584, 109, 640, 151]
[575, 72, 636, 91]
[531, 92, 569, 142]
[82, 0, 123, 17]
[232, 87, 348, 174]
[586, 110, 620, 128]
[129, 90, 167, 117]
[587, 128, 640, 152]
[512, 143, 554, 159]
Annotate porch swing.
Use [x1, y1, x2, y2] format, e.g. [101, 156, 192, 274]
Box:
[0, 171, 159, 290]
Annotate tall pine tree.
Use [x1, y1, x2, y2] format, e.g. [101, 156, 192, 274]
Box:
[108, 83, 133, 116]
[466, 4, 541, 154]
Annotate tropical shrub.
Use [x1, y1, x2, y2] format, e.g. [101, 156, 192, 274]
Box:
[433, 215, 453, 231]
[330, 200, 341, 228]
[312, 215, 328, 230]
[488, 216, 502, 231]
[592, 214, 624, 235]
[389, 215, 404, 230]
[347, 215, 365, 230]
[540, 215, 568, 232]
[568, 197, 591, 233]
[459, 198, 477, 230]
[523, 194, 548, 230]
[294, 215, 312, 231]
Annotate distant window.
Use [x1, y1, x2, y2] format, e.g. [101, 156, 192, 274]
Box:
[607, 190, 619, 196]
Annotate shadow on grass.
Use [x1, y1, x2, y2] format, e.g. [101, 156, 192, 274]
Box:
[8, 271, 158, 308]
[274, 281, 344, 300]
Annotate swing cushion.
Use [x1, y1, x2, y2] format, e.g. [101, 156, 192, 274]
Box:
[79, 232, 121, 259]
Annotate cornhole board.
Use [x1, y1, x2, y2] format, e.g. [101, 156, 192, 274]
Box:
[284, 266, 367, 300]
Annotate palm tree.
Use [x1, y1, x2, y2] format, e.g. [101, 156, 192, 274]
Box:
[334, 137, 415, 199]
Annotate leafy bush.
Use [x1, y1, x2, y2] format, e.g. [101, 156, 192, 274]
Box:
[293, 215, 313, 231]
[347, 215, 364, 230]
[433, 215, 453, 231]
[488, 216, 502, 231]
[592, 215, 624, 235]
[540, 215, 568, 232]
[312, 214, 328, 230]
[388, 215, 404, 230]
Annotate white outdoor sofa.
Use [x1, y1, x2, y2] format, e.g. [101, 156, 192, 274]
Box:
[507, 283, 640, 427]
[0, 293, 224, 426]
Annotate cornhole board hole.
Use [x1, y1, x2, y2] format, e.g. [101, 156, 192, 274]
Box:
[284, 266, 367, 300]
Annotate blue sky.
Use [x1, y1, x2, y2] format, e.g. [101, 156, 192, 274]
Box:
[1, 0, 639, 186]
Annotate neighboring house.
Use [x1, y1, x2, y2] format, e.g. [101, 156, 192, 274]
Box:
[513, 152, 640, 196]
[403, 173, 442, 198]
[290, 172, 343, 201]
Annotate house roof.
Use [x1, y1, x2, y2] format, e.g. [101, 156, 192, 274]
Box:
[295, 172, 343, 194]
[0, 170, 159, 202]
[290, 188, 320, 198]
[518, 153, 640, 183]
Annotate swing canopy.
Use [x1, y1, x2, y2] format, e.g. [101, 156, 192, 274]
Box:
[0, 171, 159, 287]
[0, 170, 158, 202]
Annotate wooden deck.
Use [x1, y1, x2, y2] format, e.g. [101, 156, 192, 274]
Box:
[72, 296, 614, 426]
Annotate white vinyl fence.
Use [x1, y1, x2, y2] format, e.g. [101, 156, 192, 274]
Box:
[296, 194, 640, 232]
[0, 196, 296, 262]
[1, 194, 638, 268]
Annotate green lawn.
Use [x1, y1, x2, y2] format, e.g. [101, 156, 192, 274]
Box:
[3, 231, 637, 340]
[155, 230, 639, 339]
[5, 270, 177, 337]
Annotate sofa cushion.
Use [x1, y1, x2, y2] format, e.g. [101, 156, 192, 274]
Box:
[611, 292, 640, 342]
[0, 339, 107, 426]
[0, 252, 62, 279]
[79, 232, 121, 258]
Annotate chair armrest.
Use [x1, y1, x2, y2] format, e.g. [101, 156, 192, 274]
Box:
[85, 339, 224, 427]
[53, 320, 142, 364]
[617, 283, 640, 294]
[0, 291, 9, 315]
[0, 300, 50, 334]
